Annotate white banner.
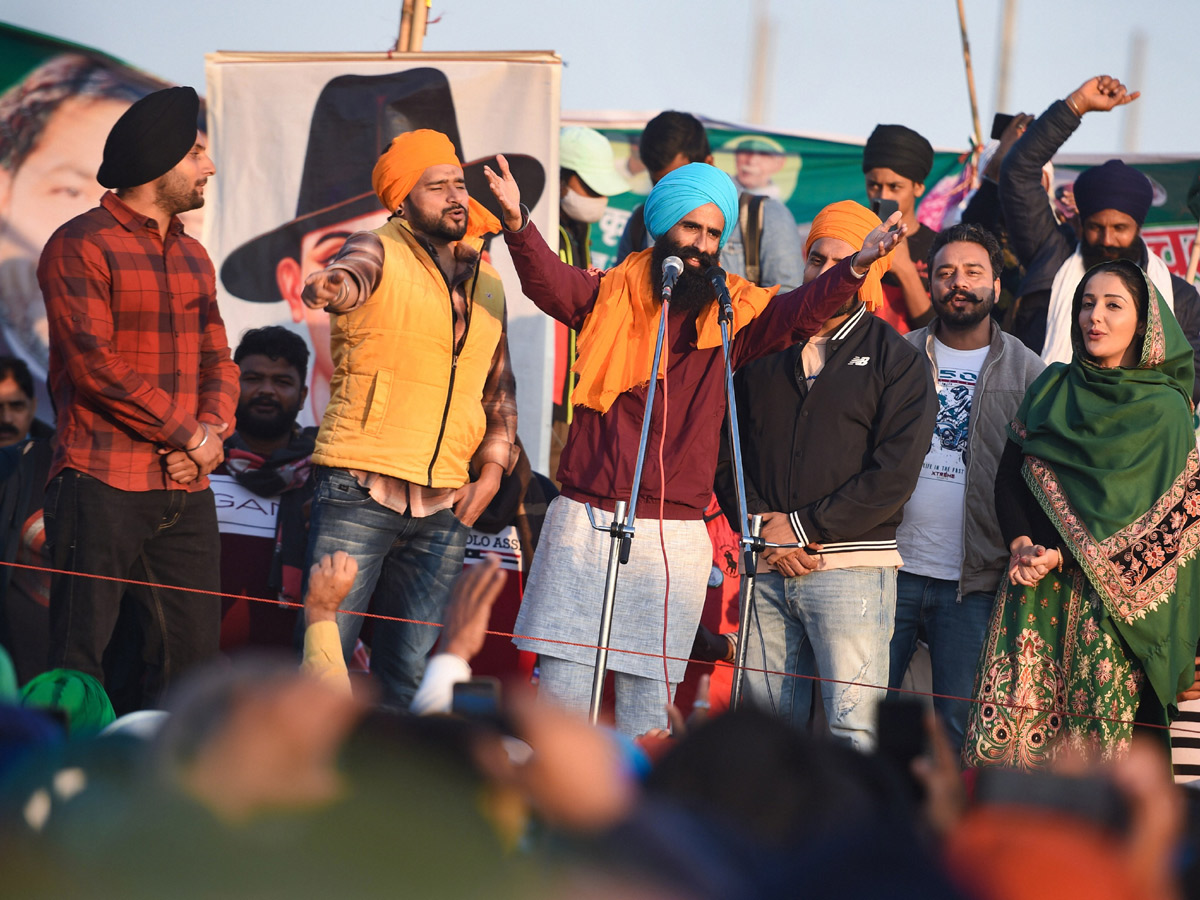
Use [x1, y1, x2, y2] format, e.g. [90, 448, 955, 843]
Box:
[203, 51, 561, 471]
[209, 473, 279, 539]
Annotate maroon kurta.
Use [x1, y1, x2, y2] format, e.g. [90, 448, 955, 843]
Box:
[504, 221, 862, 519]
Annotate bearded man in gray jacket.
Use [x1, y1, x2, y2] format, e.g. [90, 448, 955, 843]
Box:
[889, 223, 1045, 757]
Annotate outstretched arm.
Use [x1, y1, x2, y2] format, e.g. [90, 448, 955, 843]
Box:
[301, 551, 360, 695]
[1001, 76, 1139, 267]
[732, 212, 907, 368]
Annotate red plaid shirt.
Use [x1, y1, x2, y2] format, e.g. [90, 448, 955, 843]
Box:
[37, 191, 239, 492]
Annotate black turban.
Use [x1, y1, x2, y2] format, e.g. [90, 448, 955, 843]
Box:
[97, 86, 200, 189]
[1073, 159, 1153, 226]
[862, 124, 934, 185]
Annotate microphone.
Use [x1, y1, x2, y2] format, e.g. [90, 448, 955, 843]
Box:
[707, 266, 734, 323]
[661, 256, 683, 301]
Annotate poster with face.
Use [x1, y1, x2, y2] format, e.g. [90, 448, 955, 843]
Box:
[205, 52, 561, 470]
[0, 26, 195, 423]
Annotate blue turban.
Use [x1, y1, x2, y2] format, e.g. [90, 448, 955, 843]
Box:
[643, 162, 739, 249]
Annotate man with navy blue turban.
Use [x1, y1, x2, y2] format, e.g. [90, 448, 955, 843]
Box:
[1000, 74, 1200, 397]
[483, 156, 905, 734]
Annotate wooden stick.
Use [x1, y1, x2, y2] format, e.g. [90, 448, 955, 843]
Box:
[1187, 219, 1200, 284]
[396, 0, 415, 52]
[409, 0, 430, 51]
[957, 0, 984, 150]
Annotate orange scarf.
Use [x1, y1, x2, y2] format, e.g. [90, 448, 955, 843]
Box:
[371, 129, 500, 241]
[572, 250, 779, 413]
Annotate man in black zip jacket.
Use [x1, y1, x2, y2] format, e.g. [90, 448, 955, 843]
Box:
[716, 200, 936, 751]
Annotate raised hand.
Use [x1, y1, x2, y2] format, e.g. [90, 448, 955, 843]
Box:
[482, 154, 524, 231]
[855, 211, 908, 271]
[305, 550, 359, 626]
[983, 112, 1035, 181]
[1068, 75, 1140, 115]
[442, 554, 506, 662]
[302, 268, 349, 311]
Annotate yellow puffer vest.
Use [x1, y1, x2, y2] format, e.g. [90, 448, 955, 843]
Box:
[312, 218, 506, 488]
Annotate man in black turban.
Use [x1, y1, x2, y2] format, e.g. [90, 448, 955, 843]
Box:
[35, 85, 239, 708]
[862, 123, 937, 333]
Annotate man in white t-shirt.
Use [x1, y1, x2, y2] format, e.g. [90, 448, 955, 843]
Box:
[891, 223, 1044, 756]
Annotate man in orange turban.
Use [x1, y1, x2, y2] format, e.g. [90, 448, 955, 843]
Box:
[715, 198, 937, 752]
[295, 128, 517, 709]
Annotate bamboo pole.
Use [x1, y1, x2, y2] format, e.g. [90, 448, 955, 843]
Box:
[396, 0, 415, 52]
[409, 0, 430, 52]
[1187, 221, 1200, 284]
[956, 0, 984, 150]
[994, 0, 1018, 114]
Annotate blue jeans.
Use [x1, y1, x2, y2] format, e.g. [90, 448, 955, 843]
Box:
[305, 467, 467, 709]
[743, 567, 896, 752]
[888, 571, 997, 757]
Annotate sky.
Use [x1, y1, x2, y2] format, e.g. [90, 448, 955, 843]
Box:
[5, 0, 1198, 155]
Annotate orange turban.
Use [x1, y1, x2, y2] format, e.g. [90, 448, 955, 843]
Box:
[371, 129, 500, 241]
[804, 200, 891, 311]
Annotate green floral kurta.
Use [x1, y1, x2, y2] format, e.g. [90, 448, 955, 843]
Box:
[965, 262, 1200, 769]
[965, 567, 1145, 767]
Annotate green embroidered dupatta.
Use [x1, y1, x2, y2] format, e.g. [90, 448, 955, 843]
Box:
[1011, 262, 1200, 716]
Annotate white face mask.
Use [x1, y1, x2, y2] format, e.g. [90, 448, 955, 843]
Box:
[561, 188, 609, 224]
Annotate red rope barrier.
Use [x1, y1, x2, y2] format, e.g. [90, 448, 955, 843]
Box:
[5, 557, 1195, 736]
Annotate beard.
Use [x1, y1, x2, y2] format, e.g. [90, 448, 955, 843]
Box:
[236, 397, 302, 442]
[1080, 236, 1141, 270]
[650, 237, 719, 314]
[155, 169, 206, 216]
[830, 296, 859, 319]
[933, 285, 996, 330]
[407, 202, 468, 243]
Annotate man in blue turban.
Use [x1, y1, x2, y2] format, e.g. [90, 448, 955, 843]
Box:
[481, 156, 905, 734]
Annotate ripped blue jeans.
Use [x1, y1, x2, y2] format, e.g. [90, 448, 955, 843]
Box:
[742, 567, 896, 752]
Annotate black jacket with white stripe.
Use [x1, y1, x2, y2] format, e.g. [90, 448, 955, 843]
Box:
[716, 302, 936, 555]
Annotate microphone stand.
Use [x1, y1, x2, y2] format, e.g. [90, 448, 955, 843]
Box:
[711, 270, 809, 710]
[581, 262, 679, 724]
[713, 277, 761, 710]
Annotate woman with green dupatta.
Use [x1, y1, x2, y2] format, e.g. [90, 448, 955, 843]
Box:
[964, 259, 1200, 768]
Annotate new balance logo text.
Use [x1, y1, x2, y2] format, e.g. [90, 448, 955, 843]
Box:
[847, 356, 871, 366]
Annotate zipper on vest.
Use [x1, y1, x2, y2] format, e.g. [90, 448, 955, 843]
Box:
[426, 264, 478, 487]
[427, 353, 459, 486]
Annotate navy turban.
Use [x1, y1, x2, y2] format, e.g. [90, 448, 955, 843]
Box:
[1073, 159, 1153, 226]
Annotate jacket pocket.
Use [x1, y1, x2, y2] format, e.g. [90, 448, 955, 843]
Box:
[362, 368, 393, 436]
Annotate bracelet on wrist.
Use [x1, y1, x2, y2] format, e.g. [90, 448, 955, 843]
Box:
[185, 424, 209, 453]
[1065, 95, 1083, 117]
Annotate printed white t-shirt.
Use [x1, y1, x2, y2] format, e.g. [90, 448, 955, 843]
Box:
[896, 338, 990, 580]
